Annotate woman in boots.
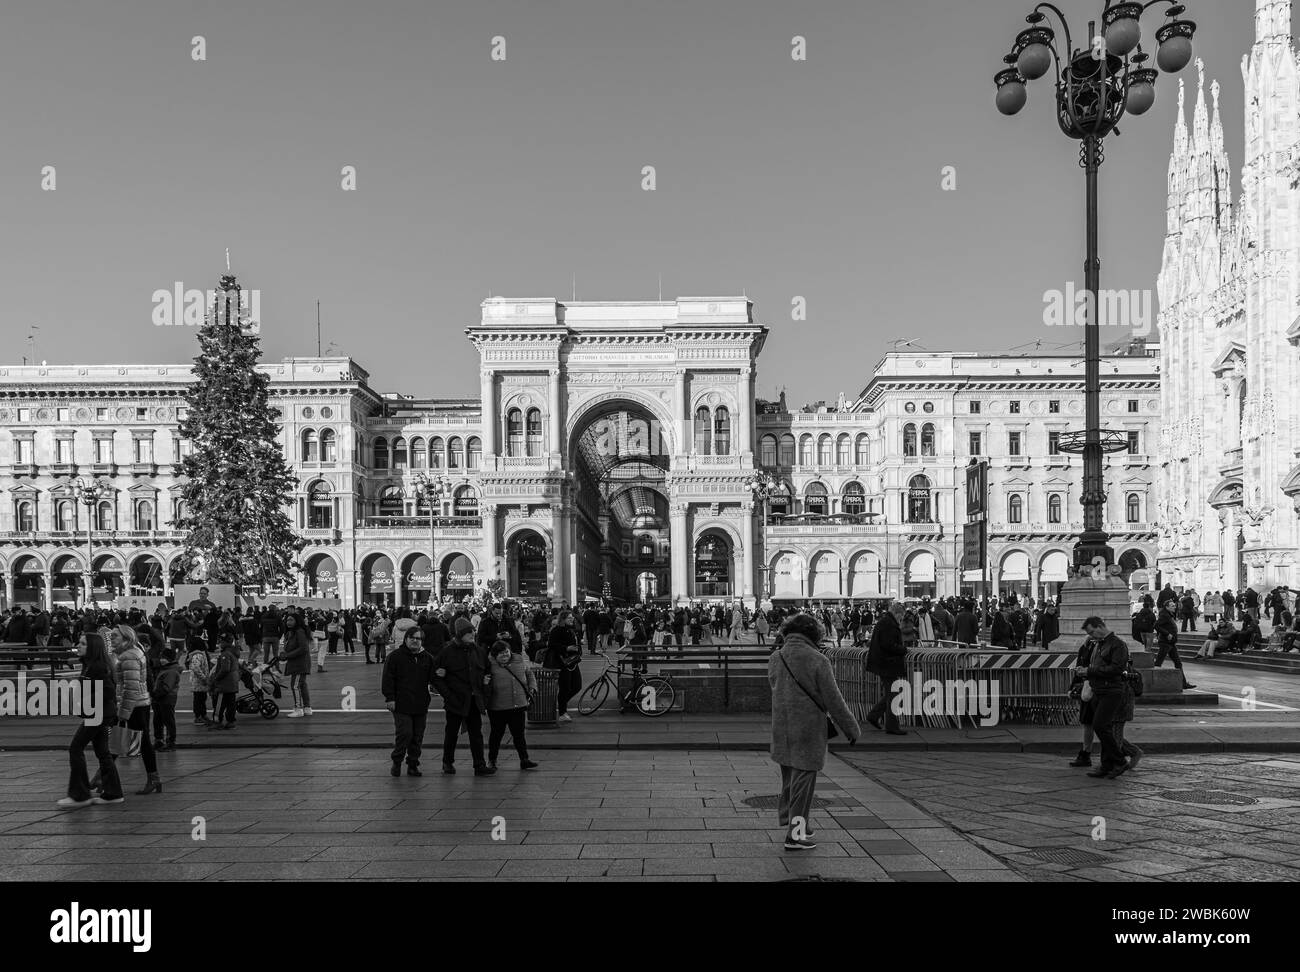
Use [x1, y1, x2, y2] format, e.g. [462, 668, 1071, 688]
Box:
[110, 624, 162, 795]
[486, 640, 538, 771]
[58, 631, 125, 809]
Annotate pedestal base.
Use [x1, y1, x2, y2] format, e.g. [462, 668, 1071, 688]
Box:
[1056, 574, 1137, 651]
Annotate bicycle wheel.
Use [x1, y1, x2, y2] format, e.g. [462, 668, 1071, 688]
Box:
[576, 676, 610, 716]
[632, 676, 676, 717]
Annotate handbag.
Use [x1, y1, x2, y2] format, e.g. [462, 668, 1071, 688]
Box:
[778, 652, 839, 740]
[1080, 682, 1094, 702]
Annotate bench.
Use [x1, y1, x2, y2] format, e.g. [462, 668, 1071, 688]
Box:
[0, 649, 80, 678]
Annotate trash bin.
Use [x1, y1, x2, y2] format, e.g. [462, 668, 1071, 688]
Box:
[528, 667, 560, 726]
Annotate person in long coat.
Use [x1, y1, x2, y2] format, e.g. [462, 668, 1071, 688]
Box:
[768, 613, 859, 851]
[865, 604, 908, 734]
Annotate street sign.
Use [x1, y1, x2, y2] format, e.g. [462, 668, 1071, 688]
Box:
[965, 460, 989, 517]
[962, 521, 986, 573]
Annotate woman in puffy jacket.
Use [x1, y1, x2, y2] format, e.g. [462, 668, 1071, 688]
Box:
[277, 613, 314, 717]
[109, 624, 162, 795]
[485, 640, 538, 771]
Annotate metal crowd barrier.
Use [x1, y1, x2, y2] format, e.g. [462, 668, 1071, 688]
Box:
[826, 641, 1079, 728]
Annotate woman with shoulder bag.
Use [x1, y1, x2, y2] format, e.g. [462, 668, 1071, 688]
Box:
[58, 631, 125, 809]
[278, 614, 314, 718]
[542, 611, 582, 723]
[486, 640, 539, 771]
[109, 624, 162, 795]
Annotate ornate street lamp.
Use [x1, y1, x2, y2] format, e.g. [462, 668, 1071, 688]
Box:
[73, 476, 111, 608]
[413, 470, 450, 605]
[995, 1, 1195, 574]
[744, 471, 778, 599]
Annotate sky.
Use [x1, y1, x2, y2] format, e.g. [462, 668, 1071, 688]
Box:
[0, 0, 1265, 406]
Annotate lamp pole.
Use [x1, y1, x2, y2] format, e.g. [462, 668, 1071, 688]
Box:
[74, 477, 107, 609]
[414, 471, 448, 607]
[744, 471, 777, 601]
[995, 1, 1196, 570]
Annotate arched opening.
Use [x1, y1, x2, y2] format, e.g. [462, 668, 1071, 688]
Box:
[429, 436, 444, 469]
[11, 555, 46, 607]
[1008, 494, 1023, 524]
[392, 437, 408, 471]
[508, 529, 549, 598]
[95, 500, 114, 532]
[769, 483, 791, 517]
[921, 423, 936, 457]
[771, 551, 805, 600]
[713, 407, 731, 456]
[694, 406, 712, 455]
[378, 485, 404, 517]
[855, 434, 870, 466]
[93, 554, 125, 602]
[50, 554, 85, 606]
[134, 499, 155, 531]
[836, 434, 851, 467]
[1040, 550, 1071, 601]
[305, 553, 341, 600]
[778, 434, 796, 467]
[507, 408, 524, 457]
[440, 552, 475, 602]
[760, 434, 778, 467]
[401, 552, 433, 606]
[410, 436, 426, 469]
[467, 436, 482, 471]
[904, 550, 937, 599]
[55, 499, 75, 532]
[447, 436, 463, 470]
[847, 551, 883, 598]
[302, 429, 319, 463]
[635, 571, 659, 602]
[1048, 493, 1062, 524]
[373, 436, 389, 470]
[799, 434, 814, 467]
[1118, 549, 1148, 591]
[693, 532, 732, 598]
[360, 554, 395, 606]
[309, 481, 334, 529]
[320, 428, 337, 462]
[999, 550, 1031, 600]
[817, 434, 832, 467]
[842, 482, 866, 517]
[17, 500, 36, 533]
[526, 408, 543, 457]
[809, 551, 842, 598]
[453, 485, 479, 519]
[903, 423, 918, 458]
[1126, 492, 1141, 523]
[804, 482, 829, 516]
[907, 474, 932, 523]
[130, 555, 165, 598]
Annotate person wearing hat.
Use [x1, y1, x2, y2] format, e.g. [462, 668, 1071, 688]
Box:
[382, 626, 439, 776]
[432, 616, 494, 775]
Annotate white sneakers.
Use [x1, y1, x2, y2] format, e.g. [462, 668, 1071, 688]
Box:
[303, 707, 313, 715]
[558, 713, 572, 723]
[287, 708, 306, 718]
[56, 797, 93, 810]
[92, 795, 125, 805]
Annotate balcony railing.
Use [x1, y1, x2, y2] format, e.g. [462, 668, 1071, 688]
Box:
[0, 529, 184, 543]
[130, 462, 158, 476]
[363, 516, 482, 530]
[301, 528, 341, 541]
[50, 463, 78, 477]
[8, 464, 36, 478]
[90, 463, 117, 476]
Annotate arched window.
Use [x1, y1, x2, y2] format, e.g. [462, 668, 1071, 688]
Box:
[96, 500, 114, 532]
[320, 428, 337, 462]
[429, 436, 444, 469]
[759, 435, 778, 467]
[769, 484, 791, 517]
[526, 408, 543, 457]
[302, 429, 319, 462]
[467, 436, 482, 471]
[903, 424, 918, 458]
[921, 423, 936, 457]
[907, 474, 932, 523]
[639, 535, 655, 562]
[798, 435, 814, 467]
[1048, 493, 1062, 524]
[855, 434, 870, 466]
[447, 436, 463, 469]
[379, 486, 404, 516]
[506, 408, 524, 457]
[817, 434, 833, 467]
[17, 501, 35, 532]
[55, 500, 74, 532]
[713, 407, 731, 455]
[836, 434, 851, 467]
[392, 436, 408, 470]
[694, 406, 712, 455]
[136, 499, 155, 531]
[1008, 494, 1023, 524]
[805, 482, 829, 516]
[173, 499, 187, 525]
[373, 436, 389, 470]
[1127, 492, 1141, 523]
[454, 486, 479, 517]
[843, 482, 866, 516]
[778, 434, 796, 467]
[410, 436, 426, 468]
[309, 483, 333, 528]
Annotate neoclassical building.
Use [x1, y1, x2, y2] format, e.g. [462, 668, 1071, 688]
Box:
[0, 293, 1159, 610]
[1156, 0, 1300, 592]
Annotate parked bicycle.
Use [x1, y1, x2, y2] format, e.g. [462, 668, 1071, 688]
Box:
[576, 648, 676, 717]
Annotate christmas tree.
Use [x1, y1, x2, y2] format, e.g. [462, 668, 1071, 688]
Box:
[176, 273, 303, 589]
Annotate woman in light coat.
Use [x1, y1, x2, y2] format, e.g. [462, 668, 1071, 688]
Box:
[767, 613, 859, 851]
[109, 624, 162, 795]
[485, 640, 539, 771]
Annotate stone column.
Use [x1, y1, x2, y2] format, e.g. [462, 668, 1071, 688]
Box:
[741, 502, 755, 602]
[1, 571, 11, 611]
[42, 572, 53, 611]
[673, 369, 687, 456]
[482, 503, 500, 584]
[548, 367, 562, 457]
[480, 369, 497, 461]
[670, 502, 689, 604]
[738, 366, 753, 457]
[1219, 509, 1238, 591]
[338, 569, 356, 608]
[552, 508, 568, 605]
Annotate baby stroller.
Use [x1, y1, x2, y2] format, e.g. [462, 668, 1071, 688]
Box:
[235, 660, 284, 719]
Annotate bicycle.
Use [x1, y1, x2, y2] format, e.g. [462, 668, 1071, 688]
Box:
[575, 648, 676, 717]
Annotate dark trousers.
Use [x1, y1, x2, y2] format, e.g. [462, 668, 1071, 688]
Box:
[443, 707, 486, 768]
[216, 692, 236, 726]
[122, 706, 158, 775]
[391, 711, 428, 766]
[585, 629, 598, 653]
[487, 706, 529, 764]
[1154, 639, 1188, 684]
[1180, 616, 1197, 631]
[152, 702, 176, 743]
[557, 667, 581, 713]
[343, 632, 354, 654]
[1091, 690, 1126, 771]
[866, 674, 904, 732]
[192, 690, 207, 721]
[777, 765, 818, 840]
[328, 633, 340, 654]
[69, 722, 122, 801]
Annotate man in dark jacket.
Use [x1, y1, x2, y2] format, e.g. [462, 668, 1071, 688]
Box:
[432, 617, 494, 775]
[475, 602, 521, 655]
[1083, 617, 1131, 779]
[1154, 605, 1194, 689]
[953, 603, 980, 646]
[382, 626, 439, 776]
[1222, 589, 1236, 621]
[419, 610, 450, 655]
[864, 604, 907, 735]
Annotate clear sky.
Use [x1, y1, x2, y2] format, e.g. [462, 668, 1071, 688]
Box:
[0, 0, 1264, 406]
